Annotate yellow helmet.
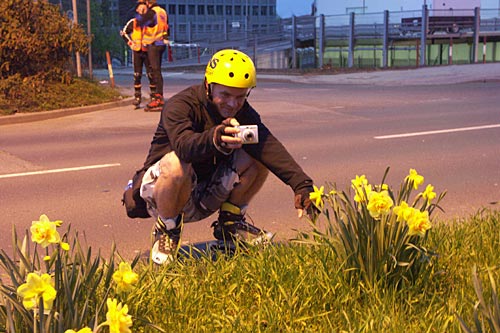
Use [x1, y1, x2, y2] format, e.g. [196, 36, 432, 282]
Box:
[205, 49, 256, 88]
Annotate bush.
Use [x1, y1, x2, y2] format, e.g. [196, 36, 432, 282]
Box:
[0, 0, 88, 79]
[0, 0, 89, 110]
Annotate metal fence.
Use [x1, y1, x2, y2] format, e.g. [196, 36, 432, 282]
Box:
[158, 6, 500, 69]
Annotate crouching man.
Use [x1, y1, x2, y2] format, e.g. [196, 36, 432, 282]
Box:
[139, 49, 315, 265]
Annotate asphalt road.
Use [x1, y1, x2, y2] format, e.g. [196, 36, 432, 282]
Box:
[1, 70, 500, 260]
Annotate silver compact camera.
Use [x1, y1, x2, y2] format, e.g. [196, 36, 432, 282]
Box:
[235, 125, 259, 144]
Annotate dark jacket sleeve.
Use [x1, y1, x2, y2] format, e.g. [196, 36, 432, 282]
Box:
[140, 85, 217, 172]
[121, 19, 133, 43]
[161, 86, 219, 164]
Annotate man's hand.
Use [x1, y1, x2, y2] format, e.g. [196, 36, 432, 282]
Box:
[214, 118, 243, 151]
[294, 185, 318, 219]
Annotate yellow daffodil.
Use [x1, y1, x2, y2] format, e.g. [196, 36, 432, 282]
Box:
[406, 169, 424, 190]
[354, 184, 372, 203]
[31, 214, 62, 248]
[393, 201, 416, 222]
[64, 328, 92, 333]
[421, 184, 436, 203]
[113, 262, 139, 293]
[17, 272, 56, 311]
[351, 175, 368, 190]
[104, 298, 133, 333]
[309, 185, 324, 209]
[366, 190, 393, 219]
[407, 210, 431, 237]
[61, 242, 70, 251]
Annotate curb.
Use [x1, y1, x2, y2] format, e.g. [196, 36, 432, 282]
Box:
[0, 97, 134, 126]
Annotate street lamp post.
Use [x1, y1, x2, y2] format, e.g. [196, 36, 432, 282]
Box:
[86, 0, 92, 79]
[71, 0, 82, 77]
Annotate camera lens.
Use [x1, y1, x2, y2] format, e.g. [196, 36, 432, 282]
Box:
[243, 130, 254, 141]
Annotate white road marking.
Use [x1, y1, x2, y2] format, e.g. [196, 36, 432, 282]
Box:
[0, 163, 121, 179]
[374, 124, 500, 140]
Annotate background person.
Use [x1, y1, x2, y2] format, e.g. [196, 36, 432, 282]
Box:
[135, 0, 168, 112]
[120, 16, 155, 108]
[137, 49, 315, 265]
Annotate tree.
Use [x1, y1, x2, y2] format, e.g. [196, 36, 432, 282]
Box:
[0, 0, 88, 108]
[0, 0, 88, 81]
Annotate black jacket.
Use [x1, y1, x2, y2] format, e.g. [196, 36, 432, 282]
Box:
[142, 84, 313, 194]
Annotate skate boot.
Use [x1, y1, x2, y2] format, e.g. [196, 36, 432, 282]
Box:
[211, 202, 273, 246]
[151, 216, 182, 265]
[132, 94, 141, 108]
[144, 93, 164, 112]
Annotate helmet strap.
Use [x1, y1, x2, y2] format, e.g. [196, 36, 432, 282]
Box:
[205, 80, 213, 101]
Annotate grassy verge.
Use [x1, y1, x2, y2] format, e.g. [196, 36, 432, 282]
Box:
[0, 78, 123, 116]
[1, 209, 499, 332]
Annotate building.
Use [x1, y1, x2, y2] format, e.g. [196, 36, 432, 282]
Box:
[163, 0, 278, 44]
[50, 0, 278, 45]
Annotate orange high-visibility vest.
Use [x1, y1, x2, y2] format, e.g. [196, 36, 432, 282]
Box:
[142, 6, 168, 46]
[122, 18, 146, 51]
[131, 20, 146, 51]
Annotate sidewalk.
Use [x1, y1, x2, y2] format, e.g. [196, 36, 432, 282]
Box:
[2, 62, 500, 126]
[285, 62, 500, 86]
[107, 62, 500, 86]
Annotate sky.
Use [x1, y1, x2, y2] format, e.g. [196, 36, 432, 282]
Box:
[276, 0, 499, 18]
[276, 0, 312, 18]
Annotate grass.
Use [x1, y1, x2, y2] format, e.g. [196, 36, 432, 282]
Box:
[0, 78, 123, 116]
[129, 209, 499, 332]
[2, 209, 499, 332]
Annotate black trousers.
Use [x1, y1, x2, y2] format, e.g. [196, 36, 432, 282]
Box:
[133, 50, 154, 96]
[146, 44, 166, 97]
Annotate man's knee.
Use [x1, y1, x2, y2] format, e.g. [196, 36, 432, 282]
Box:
[234, 149, 269, 175]
[158, 152, 193, 184]
[235, 150, 269, 180]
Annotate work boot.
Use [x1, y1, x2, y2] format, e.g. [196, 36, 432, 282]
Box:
[132, 94, 141, 107]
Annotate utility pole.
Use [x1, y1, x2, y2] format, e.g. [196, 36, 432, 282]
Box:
[72, 0, 82, 77]
[86, 0, 92, 79]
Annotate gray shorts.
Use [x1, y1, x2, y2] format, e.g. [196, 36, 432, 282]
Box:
[140, 151, 241, 222]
